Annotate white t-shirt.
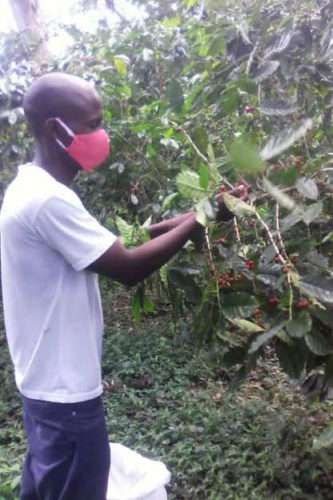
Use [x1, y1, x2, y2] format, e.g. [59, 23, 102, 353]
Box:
[0, 163, 117, 403]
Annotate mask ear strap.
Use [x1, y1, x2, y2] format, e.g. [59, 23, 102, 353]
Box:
[54, 117, 75, 149]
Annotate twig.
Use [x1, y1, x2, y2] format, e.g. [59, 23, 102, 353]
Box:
[203, 228, 222, 311]
[255, 210, 286, 264]
[246, 41, 259, 76]
[304, 136, 311, 162]
[169, 120, 234, 190]
[275, 203, 293, 320]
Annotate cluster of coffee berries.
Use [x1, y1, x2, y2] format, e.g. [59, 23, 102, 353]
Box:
[297, 299, 309, 308]
[252, 307, 264, 328]
[246, 260, 255, 269]
[218, 269, 243, 287]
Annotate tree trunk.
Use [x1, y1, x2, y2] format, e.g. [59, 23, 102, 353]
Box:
[9, 0, 39, 31]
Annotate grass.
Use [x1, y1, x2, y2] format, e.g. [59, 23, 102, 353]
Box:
[0, 285, 332, 499]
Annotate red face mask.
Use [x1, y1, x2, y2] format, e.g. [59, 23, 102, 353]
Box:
[54, 117, 110, 171]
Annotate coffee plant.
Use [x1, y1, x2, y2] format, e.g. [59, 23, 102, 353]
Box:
[0, 0, 332, 442]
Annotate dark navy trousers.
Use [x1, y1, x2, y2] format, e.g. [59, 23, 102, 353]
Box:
[20, 395, 110, 500]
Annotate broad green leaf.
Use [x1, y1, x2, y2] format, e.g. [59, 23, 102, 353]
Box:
[313, 423, 333, 450]
[286, 311, 312, 338]
[263, 178, 296, 210]
[143, 296, 154, 312]
[222, 292, 258, 318]
[114, 56, 128, 77]
[264, 32, 292, 59]
[193, 126, 209, 154]
[303, 202, 323, 225]
[230, 318, 264, 333]
[260, 119, 313, 160]
[199, 163, 210, 189]
[258, 99, 297, 116]
[161, 16, 180, 28]
[276, 339, 305, 378]
[296, 177, 319, 200]
[299, 277, 333, 304]
[168, 269, 202, 304]
[230, 140, 265, 174]
[249, 322, 287, 354]
[186, 0, 201, 9]
[252, 60, 280, 83]
[159, 265, 168, 286]
[116, 216, 135, 247]
[280, 211, 303, 232]
[162, 193, 179, 210]
[222, 193, 256, 217]
[176, 170, 210, 201]
[305, 331, 333, 356]
[166, 79, 184, 113]
[209, 35, 226, 56]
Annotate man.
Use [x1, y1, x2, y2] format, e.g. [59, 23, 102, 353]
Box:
[0, 73, 246, 500]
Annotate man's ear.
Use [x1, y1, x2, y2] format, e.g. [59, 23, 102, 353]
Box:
[45, 118, 72, 147]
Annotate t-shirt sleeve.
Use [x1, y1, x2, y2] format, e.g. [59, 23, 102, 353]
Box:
[34, 191, 117, 271]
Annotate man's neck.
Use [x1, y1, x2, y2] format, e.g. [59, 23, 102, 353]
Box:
[33, 141, 78, 186]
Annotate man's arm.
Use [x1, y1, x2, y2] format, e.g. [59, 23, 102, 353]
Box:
[87, 183, 250, 286]
[87, 212, 202, 286]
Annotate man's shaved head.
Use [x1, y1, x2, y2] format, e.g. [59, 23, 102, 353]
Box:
[23, 73, 102, 136]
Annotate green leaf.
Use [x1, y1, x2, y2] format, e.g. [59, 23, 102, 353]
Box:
[258, 99, 297, 116]
[222, 193, 256, 217]
[249, 322, 287, 354]
[176, 169, 211, 201]
[263, 178, 296, 211]
[230, 140, 265, 174]
[286, 311, 312, 338]
[116, 216, 135, 247]
[193, 126, 209, 154]
[161, 16, 181, 28]
[299, 277, 333, 304]
[166, 79, 184, 113]
[143, 296, 154, 312]
[276, 339, 305, 379]
[229, 318, 264, 333]
[252, 60, 280, 82]
[162, 193, 179, 210]
[296, 177, 319, 200]
[186, 0, 201, 9]
[303, 202, 323, 225]
[199, 163, 210, 189]
[222, 293, 258, 318]
[260, 119, 313, 160]
[159, 265, 168, 287]
[168, 269, 202, 304]
[313, 423, 333, 450]
[114, 56, 128, 77]
[305, 331, 333, 356]
[209, 35, 226, 56]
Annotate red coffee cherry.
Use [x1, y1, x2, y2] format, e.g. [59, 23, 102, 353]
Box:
[268, 297, 278, 306]
[245, 105, 255, 113]
[246, 260, 255, 269]
[297, 299, 309, 308]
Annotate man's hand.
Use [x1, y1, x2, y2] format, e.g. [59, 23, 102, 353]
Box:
[215, 180, 251, 221]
